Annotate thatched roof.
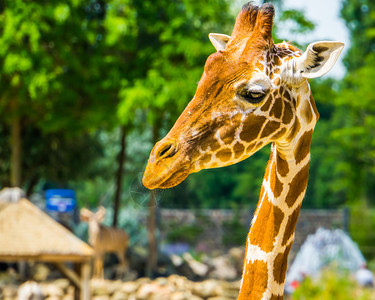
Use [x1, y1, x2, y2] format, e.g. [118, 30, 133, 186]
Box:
[0, 191, 93, 262]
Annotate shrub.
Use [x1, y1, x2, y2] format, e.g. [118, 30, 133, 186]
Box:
[292, 267, 374, 300]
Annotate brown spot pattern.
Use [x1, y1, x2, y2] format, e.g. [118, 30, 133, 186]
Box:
[200, 153, 212, 165]
[249, 196, 285, 252]
[273, 243, 293, 284]
[261, 120, 280, 139]
[273, 77, 281, 86]
[256, 62, 265, 71]
[246, 143, 256, 154]
[294, 130, 313, 164]
[270, 295, 284, 300]
[286, 119, 300, 142]
[285, 164, 309, 207]
[240, 116, 267, 142]
[269, 161, 283, 198]
[276, 152, 289, 177]
[238, 260, 268, 300]
[283, 90, 291, 101]
[282, 101, 293, 124]
[310, 94, 320, 120]
[216, 148, 233, 162]
[233, 142, 245, 159]
[273, 175, 283, 198]
[301, 100, 313, 123]
[271, 128, 286, 141]
[201, 137, 221, 152]
[261, 96, 273, 112]
[273, 55, 281, 66]
[282, 206, 301, 246]
[210, 138, 221, 152]
[270, 97, 283, 119]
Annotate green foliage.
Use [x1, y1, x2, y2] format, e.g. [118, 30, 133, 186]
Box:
[292, 267, 374, 300]
[349, 204, 375, 260]
[0, 0, 374, 236]
[341, 0, 375, 70]
[166, 222, 204, 244]
[222, 214, 248, 247]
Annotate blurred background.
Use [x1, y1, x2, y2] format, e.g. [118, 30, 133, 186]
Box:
[0, 0, 375, 299]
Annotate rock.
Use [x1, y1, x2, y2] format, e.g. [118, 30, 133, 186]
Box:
[182, 253, 209, 278]
[136, 282, 163, 300]
[135, 277, 152, 285]
[91, 279, 121, 296]
[92, 296, 110, 300]
[208, 256, 237, 280]
[40, 284, 64, 298]
[120, 281, 138, 294]
[17, 281, 43, 300]
[51, 279, 70, 291]
[192, 280, 224, 299]
[228, 247, 245, 274]
[122, 270, 138, 282]
[155, 277, 168, 286]
[2, 285, 17, 297]
[111, 291, 128, 300]
[167, 274, 192, 291]
[170, 254, 183, 267]
[169, 291, 197, 300]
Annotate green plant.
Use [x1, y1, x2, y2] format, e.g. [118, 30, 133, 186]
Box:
[166, 223, 203, 245]
[292, 267, 375, 300]
[350, 205, 375, 260]
[222, 214, 248, 247]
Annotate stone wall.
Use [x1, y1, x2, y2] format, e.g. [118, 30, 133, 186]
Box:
[157, 208, 347, 259]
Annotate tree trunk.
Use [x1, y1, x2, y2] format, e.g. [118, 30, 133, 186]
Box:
[26, 174, 39, 197]
[113, 126, 127, 228]
[146, 190, 158, 277]
[146, 122, 160, 277]
[10, 98, 22, 187]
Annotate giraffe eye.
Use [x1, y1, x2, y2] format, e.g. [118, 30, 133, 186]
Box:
[238, 90, 266, 104]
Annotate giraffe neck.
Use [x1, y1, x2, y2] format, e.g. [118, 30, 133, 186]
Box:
[239, 129, 313, 300]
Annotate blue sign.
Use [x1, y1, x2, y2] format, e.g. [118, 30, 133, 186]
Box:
[46, 189, 76, 213]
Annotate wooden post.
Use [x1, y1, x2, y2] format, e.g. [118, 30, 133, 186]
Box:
[10, 98, 22, 187]
[81, 262, 91, 300]
[74, 263, 80, 300]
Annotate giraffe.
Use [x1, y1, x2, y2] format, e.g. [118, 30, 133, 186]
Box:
[143, 3, 343, 299]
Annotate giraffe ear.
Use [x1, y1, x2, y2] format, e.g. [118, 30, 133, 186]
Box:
[209, 33, 231, 51]
[295, 41, 344, 79]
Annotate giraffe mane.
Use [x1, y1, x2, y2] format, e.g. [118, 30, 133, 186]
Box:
[227, 3, 275, 57]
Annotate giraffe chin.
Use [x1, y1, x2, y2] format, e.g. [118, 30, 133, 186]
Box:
[142, 165, 190, 190]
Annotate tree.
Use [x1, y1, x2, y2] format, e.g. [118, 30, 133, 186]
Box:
[116, 0, 234, 276]
[341, 0, 375, 70]
[0, 0, 120, 190]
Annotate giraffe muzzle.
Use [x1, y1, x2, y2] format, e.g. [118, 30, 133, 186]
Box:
[143, 139, 191, 189]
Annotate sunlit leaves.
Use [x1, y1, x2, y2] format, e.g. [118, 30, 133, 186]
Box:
[3, 53, 32, 74]
[54, 4, 71, 23]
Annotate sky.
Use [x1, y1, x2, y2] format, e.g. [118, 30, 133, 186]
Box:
[249, 0, 350, 78]
[281, 0, 349, 78]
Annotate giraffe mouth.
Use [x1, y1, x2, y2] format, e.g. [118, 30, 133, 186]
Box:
[142, 160, 191, 190]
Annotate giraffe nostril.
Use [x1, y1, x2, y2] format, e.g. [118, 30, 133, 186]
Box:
[155, 142, 177, 160]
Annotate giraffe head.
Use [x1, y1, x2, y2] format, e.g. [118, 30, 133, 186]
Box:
[143, 3, 343, 189]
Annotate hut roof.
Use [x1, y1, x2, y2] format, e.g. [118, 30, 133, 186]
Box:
[0, 197, 93, 262]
